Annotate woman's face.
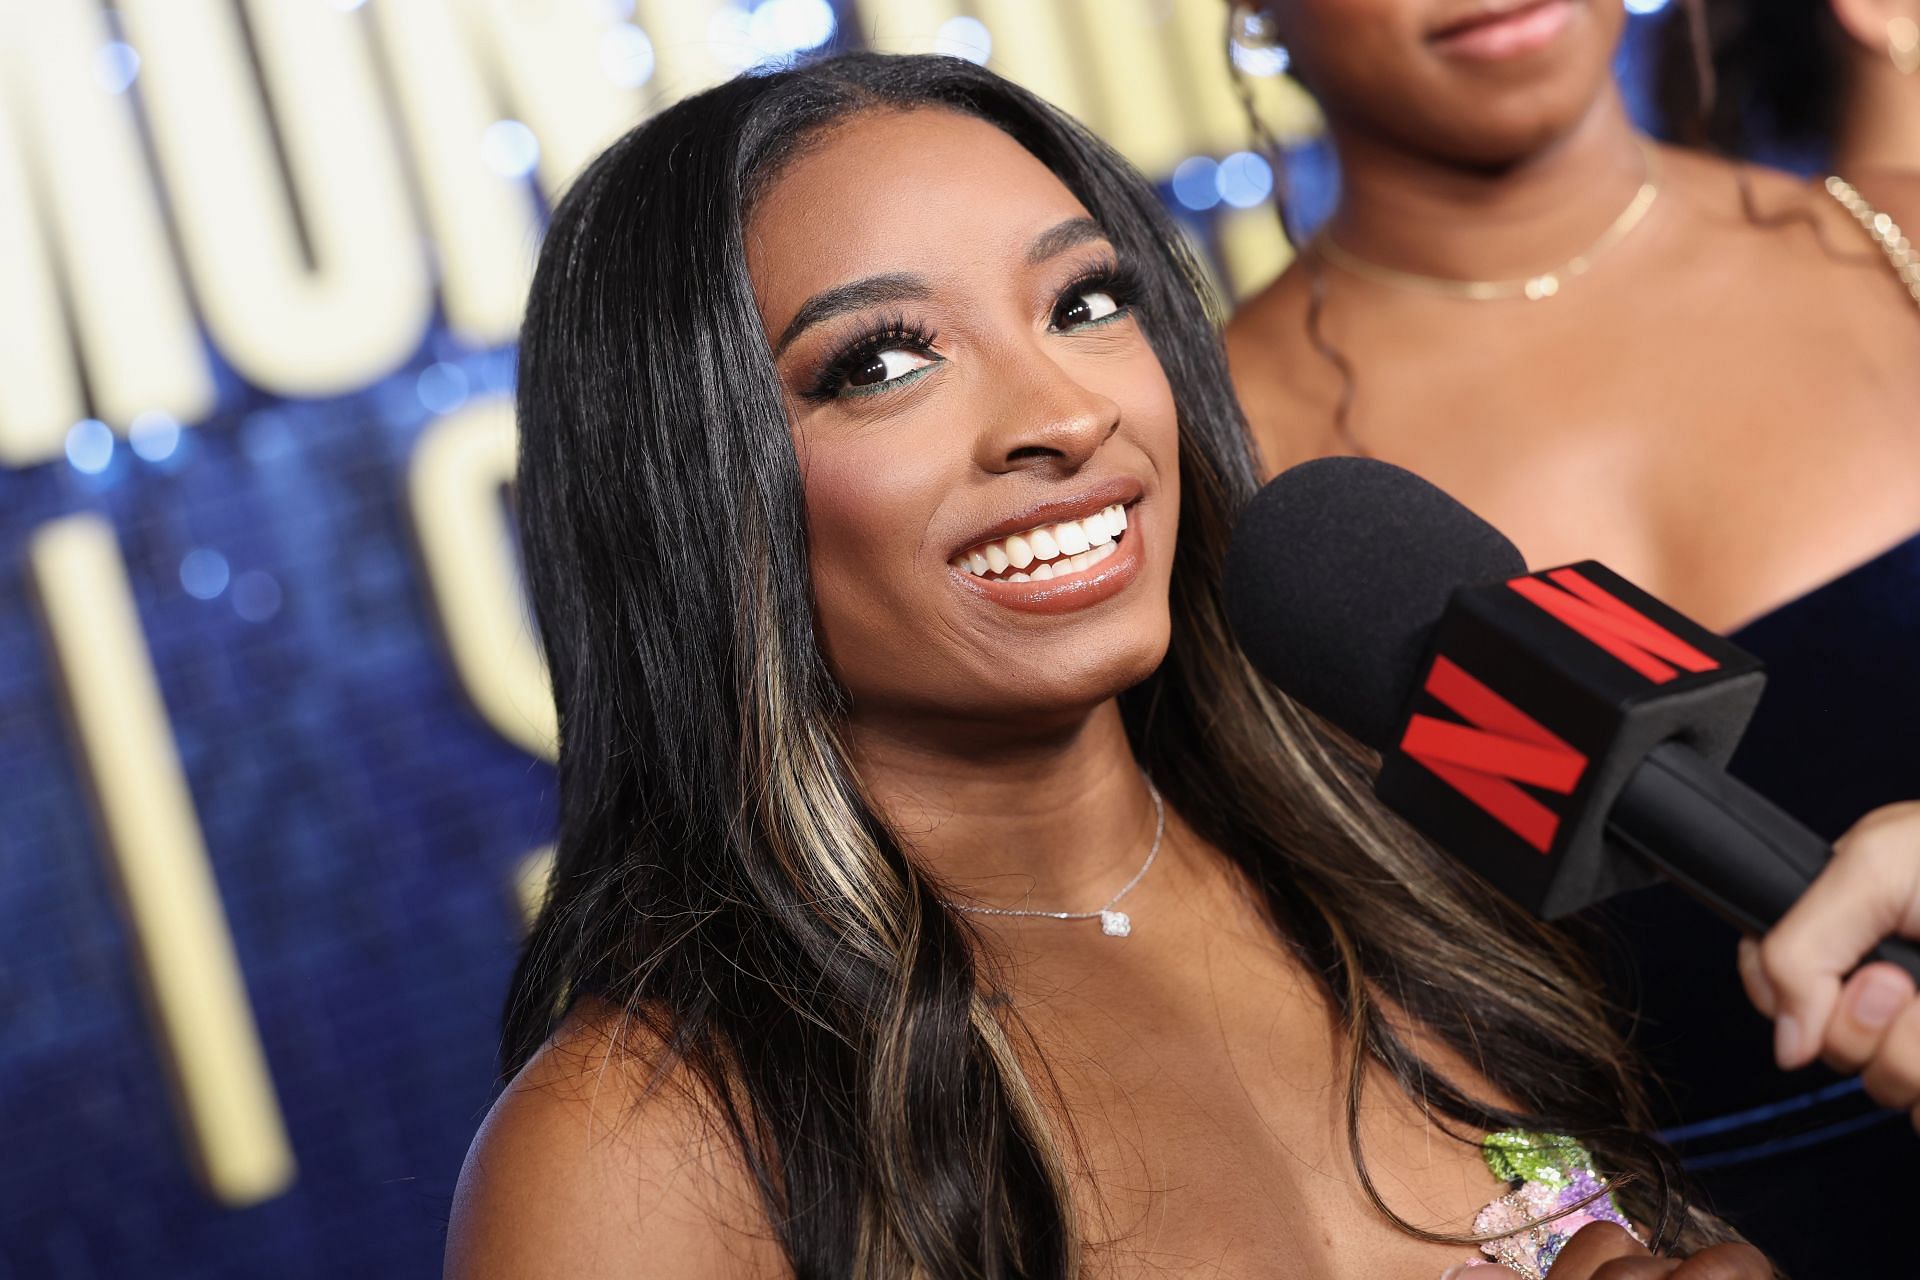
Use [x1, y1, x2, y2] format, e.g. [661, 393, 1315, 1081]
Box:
[747, 109, 1181, 734]
[1265, 0, 1627, 164]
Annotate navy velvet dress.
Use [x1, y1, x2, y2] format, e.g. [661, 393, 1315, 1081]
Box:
[1600, 532, 1920, 1276]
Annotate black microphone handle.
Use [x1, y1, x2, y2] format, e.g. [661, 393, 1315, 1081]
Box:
[1609, 740, 1920, 984]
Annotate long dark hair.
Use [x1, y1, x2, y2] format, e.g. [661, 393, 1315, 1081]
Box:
[1656, 0, 1845, 159]
[507, 51, 1733, 1278]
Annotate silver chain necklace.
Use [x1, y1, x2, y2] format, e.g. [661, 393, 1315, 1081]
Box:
[947, 777, 1165, 938]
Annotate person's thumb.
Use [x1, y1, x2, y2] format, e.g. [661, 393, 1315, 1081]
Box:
[1543, 1222, 1674, 1280]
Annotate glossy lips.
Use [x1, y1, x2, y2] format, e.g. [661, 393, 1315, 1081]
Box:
[948, 500, 1143, 614]
[1429, 0, 1577, 60]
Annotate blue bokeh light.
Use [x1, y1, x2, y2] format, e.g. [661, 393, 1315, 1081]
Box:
[180, 548, 231, 601]
[1230, 38, 1290, 77]
[600, 22, 656, 88]
[481, 120, 540, 180]
[749, 0, 836, 56]
[1217, 151, 1274, 208]
[232, 570, 284, 623]
[64, 419, 115, 474]
[1625, 0, 1670, 13]
[711, 0, 835, 71]
[1172, 156, 1222, 211]
[417, 362, 471, 416]
[129, 409, 182, 462]
[93, 42, 141, 95]
[934, 16, 992, 65]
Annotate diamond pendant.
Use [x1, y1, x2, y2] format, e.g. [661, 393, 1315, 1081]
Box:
[1099, 909, 1132, 937]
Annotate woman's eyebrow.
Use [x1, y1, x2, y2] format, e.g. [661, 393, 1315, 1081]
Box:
[1026, 216, 1108, 265]
[771, 220, 1107, 358]
[774, 272, 931, 356]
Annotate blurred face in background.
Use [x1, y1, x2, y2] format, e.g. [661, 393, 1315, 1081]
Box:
[1258, 0, 1629, 165]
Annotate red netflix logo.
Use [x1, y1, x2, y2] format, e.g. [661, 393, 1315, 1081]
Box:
[1399, 567, 1719, 853]
[1400, 657, 1588, 854]
[1508, 568, 1720, 684]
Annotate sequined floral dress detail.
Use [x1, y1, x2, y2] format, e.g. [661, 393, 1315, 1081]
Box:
[1446, 1130, 1642, 1278]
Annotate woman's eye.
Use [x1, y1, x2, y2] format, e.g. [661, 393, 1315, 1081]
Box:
[1053, 288, 1122, 331]
[844, 346, 936, 392]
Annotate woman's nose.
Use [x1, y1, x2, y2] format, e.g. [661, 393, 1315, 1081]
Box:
[973, 347, 1122, 474]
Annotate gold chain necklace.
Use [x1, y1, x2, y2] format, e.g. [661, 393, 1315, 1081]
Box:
[1825, 175, 1920, 312]
[1312, 142, 1662, 302]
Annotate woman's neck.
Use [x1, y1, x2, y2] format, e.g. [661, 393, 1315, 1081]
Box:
[1834, 56, 1920, 177]
[1323, 89, 1651, 282]
[847, 699, 1164, 913]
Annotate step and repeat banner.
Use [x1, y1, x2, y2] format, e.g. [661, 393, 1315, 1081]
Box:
[0, 2, 1670, 1274]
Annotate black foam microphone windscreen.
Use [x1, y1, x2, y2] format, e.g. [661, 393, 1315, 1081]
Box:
[1222, 455, 1526, 751]
[1222, 458, 1920, 985]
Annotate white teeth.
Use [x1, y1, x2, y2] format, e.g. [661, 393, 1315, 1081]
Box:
[956, 503, 1132, 584]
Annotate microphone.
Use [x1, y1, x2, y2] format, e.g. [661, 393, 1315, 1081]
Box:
[1224, 456, 1920, 982]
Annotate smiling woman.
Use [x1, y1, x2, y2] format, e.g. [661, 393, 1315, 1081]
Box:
[442, 54, 1765, 1279]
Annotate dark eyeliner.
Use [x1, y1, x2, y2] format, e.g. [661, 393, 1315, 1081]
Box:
[1051, 260, 1145, 330]
[802, 315, 941, 402]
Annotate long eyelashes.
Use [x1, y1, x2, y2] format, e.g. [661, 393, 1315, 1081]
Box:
[1050, 262, 1144, 331]
[800, 259, 1144, 403]
[801, 315, 939, 403]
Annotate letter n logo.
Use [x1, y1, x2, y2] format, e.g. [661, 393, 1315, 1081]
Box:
[1399, 656, 1589, 853]
[1508, 568, 1720, 685]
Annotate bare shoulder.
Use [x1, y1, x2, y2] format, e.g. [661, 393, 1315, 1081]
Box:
[445, 998, 786, 1280]
[1223, 260, 1341, 478]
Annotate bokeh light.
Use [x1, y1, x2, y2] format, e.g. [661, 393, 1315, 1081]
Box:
[416, 362, 471, 416]
[480, 120, 540, 179]
[934, 17, 993, 65]
[129, 410, 182, 463]
[93, 42, 141, 95]
[1216, 151, 1274, 208]
[179, 549, 231, 601]
[711, 0, 836, 71]
[1172, 156, 1222, 211]
[64, 419, 115, 474]
[1230, 38, 1290, 77]
[231, 570, 284, 623]
[600, 22, 656, 88]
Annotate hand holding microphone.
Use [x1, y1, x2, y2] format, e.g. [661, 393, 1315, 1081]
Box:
[1223, 457, 1920, 1129]
[1540, 1222, 1769, 1280]
[1739, 800, 1920, 1116]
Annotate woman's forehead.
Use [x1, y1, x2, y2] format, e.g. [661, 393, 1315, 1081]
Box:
[745, 108, 1096, 316]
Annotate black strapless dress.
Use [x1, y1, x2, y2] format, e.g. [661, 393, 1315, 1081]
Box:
[1598, 532, 1920, 1276]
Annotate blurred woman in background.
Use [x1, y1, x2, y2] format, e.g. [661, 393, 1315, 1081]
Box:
[1224, 1, 1920, 1273]
[1659, 0, 1920, 175]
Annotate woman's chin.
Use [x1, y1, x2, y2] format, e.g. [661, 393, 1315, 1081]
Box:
[974, 638, 1171, 725]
